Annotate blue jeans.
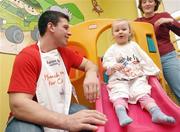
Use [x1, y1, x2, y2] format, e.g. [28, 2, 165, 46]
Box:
[5, 104, 89, 132]
[161, 51, 180, 102]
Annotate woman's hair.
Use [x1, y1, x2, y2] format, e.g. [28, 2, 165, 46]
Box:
[111, 19, 133, 41]
[138, 0, 161, 13]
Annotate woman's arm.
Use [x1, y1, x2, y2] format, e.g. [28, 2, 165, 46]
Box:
[155, 12, 180, 36]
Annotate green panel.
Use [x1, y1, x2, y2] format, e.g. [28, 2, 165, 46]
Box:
[146, 35, 157, 53]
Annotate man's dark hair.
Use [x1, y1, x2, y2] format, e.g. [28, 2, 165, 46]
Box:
[38, 10, 69, 36]
[138, 0, 160, 13]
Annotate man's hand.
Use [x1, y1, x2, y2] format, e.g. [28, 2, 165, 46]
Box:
[9, 93, 107, 131]
[83, 71, 100, 103]
[65, 110, 107, 132]
[154, 18, 174, 27]
[79, 58, 100, 103]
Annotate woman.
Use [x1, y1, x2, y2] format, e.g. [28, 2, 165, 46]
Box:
[135, 0, 180, 102]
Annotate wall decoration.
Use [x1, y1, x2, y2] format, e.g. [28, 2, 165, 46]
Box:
[91, 0, 103, 16]
[0, 0, 84, 54]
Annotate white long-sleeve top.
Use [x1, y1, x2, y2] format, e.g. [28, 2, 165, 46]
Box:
[103, 41, 160, 81]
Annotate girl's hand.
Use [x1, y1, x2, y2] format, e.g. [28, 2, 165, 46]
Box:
[113, 63, 125, 71]
[156, 74, 161, 81]
[106, 63, 125, 76]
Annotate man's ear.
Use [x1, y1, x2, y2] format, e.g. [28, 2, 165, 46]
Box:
[47, 22, 55, 33]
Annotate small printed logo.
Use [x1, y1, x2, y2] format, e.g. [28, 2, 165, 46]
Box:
[46, 59, 61, 66]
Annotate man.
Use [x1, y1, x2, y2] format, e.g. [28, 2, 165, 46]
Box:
[6, 10, 107, 132]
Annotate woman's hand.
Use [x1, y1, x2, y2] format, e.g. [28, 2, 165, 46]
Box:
[154, 18, 174, 27]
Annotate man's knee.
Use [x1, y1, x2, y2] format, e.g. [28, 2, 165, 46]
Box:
[5, 118, 43, 132]
[69, 103, 89, 114]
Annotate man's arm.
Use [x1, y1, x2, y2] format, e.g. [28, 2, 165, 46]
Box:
[78, 58, 100, 103]
[9, 93, 107, 131]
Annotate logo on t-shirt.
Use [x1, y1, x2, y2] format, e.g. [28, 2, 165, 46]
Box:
[46, 59, 61, 66]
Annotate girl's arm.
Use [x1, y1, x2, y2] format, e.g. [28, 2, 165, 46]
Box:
[133, 42, 160, 76]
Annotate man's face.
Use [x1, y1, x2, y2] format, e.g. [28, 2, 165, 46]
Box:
[53, 18, 71, 47]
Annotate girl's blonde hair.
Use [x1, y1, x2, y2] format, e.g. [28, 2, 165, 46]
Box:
[111, 19, 133, 41]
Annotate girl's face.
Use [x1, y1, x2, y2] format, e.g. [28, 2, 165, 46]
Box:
[141, 0, 156, 14]
[112, 21, 131, 45]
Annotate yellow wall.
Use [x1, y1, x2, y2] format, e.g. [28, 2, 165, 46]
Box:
[0, 54, 15, 131]
[60, 0, 138, 20]
[59, 0, 138, 57]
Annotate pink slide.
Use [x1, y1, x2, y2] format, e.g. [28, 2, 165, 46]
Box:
[96, 76, 180, 132]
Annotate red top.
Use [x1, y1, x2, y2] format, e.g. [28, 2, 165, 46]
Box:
[135, 12, 180, 56]
[8, 44, 83, 96]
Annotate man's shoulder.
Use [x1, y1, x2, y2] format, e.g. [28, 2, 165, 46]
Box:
[16, 43, 40, 63]
[20, 43, 39, 54]
[57, 47, 80, 57]
[58, 47, 73, 53]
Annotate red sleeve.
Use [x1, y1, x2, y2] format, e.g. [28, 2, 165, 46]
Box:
[59, 47, 83, 74]
[8, 46, 41, 95]
[68, 48, 83, 68]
